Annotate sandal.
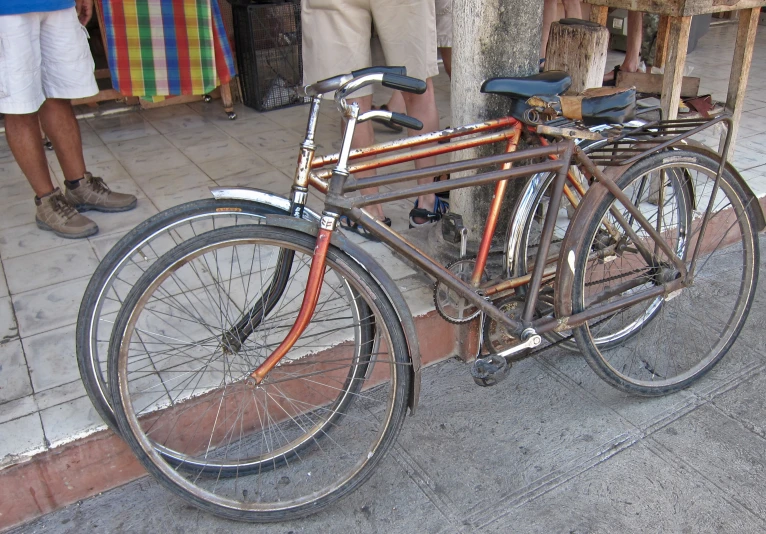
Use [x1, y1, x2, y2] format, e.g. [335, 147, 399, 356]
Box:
[434, 172, 450, 200]
[370, 104, 404, 133]
[408, 197, 449, 228]
[603, 65, 620, 87]
[339, 215, 392, 241]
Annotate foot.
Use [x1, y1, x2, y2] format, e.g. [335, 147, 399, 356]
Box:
[408, 197, 449, 228]
[64, 172, 137, 212]
[35, 188, 98, 239]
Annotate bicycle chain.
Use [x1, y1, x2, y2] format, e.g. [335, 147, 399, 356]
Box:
[584, 266, 649, 287]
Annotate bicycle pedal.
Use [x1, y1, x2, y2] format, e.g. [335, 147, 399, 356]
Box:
[470, 354, 510, 387]
[442, 213, 464, 244]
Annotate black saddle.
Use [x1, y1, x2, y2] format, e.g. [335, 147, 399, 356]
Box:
[481, 71, 572, 100]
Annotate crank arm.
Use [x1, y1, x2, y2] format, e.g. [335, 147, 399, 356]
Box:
[496, 333, 541, 360]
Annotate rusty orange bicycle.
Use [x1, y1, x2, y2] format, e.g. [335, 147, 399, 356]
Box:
[101, 70, 761, 522]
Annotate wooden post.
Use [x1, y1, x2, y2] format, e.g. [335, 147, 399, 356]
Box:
[545, 20, 610, 93]
[451, 0, 542, 360]
[590, 5, 608, 25]
[722, 7, 760, 154]
[451, 0, 543, 241]
[654, 15, 672, 68]
[660, 16, 692, 120]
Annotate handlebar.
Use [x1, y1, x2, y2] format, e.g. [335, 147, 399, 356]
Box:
[334, 72, 427, 112]
[303, 66, 406, 97]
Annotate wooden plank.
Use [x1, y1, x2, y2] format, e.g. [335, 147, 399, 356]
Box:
[72, 88, 122, 106]
[660, 16, 692, 120]
[582, 0, 766, 17]
[138, 94, 206, 109]
[654, 15, 672, 68]
[616, 70, 700, 97]
[721, 7, 761, 154]
[589, 5, 608, 25]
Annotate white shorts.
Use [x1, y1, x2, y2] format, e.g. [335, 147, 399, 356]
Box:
[0, 8, 98, 114]
[302, 0, 439, 98]
[435, 0, 452, 48]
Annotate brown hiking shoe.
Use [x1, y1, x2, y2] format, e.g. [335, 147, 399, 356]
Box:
[64, 172, 137, 213]
[35, 189, 98, 239]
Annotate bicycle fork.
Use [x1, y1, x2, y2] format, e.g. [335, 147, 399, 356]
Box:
[249, 217, 334, 385]
[248, 100, 360, 384]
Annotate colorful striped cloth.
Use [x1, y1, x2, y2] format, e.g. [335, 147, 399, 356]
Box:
[100, 0, 236, 99]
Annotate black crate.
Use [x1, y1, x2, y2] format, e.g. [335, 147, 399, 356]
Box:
[232, 1, 309, 111]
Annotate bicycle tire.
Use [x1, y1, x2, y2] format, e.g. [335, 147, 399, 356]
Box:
[571, 150, 759, 395]
[108, 225, 411, 522]
[76, 198, 292, 432]
[489, 141, 690, 353]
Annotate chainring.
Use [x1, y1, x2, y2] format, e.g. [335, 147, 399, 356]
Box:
[482, 295, 526, 354]
[433, 258, 488, 324]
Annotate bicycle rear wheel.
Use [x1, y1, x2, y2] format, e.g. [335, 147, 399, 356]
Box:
[108, 225, 411, 521]
[571, 150, 759, 395]
[77, 198, 293, 431]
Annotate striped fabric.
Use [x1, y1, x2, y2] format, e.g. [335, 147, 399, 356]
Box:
[101, 0, 236, 98]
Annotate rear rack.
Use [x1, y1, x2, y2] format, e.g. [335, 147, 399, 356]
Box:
[585, 114, 734, 167]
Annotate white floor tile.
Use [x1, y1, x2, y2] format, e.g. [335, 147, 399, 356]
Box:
[0, 339, 31, 403]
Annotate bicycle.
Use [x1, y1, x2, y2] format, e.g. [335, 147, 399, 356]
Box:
[78, 67, 639, 432]
[99, 71, 762, 522]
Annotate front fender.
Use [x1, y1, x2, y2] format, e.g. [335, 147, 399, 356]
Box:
[210, 187, 322, 222]
[263, 215, 423, 414]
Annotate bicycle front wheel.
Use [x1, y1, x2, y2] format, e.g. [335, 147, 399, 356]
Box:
[77, 198, 293, 432]
[108, 225, 411, 522]
[571, 150, 759, 395]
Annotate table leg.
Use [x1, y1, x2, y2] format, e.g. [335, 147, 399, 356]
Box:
[721, 8, 760, 155]
[660, 16, 692, 121]
[590, 5, 608, 25]
[221, 82, 237, 120]
[654, 15, 671, 69]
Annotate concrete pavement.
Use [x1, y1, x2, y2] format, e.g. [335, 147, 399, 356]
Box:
[10, 238, 766, 534]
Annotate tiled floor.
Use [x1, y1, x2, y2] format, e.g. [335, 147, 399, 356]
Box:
[0, 22, 765, 465]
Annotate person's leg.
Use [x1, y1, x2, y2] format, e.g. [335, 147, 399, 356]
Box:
[383, 90, 406, 115]
[38, 98, 86, 181]
[439, 47, 452, 78]
[4, 112, 56, 197]
[561, 0, 582, 19]
[345, 95, 387, 222]
[402, 78, 440, 216]
[622, 10, 643, 73]
[541, 0, 557, 58]
[604, 10, 642, 82]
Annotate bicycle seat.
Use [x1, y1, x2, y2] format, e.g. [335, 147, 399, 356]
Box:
[481, 71, 572, 100]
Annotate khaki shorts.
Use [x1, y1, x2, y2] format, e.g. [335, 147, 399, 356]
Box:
[435, 0, 452, 48]
[0, 8, 98, 114]
[302, 0, 439, 98]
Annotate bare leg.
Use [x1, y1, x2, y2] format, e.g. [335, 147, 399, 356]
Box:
[346, 95, 387, 222]
[384, 90, 406, 115]
[621, 11, 643, 72]
[562, 0, 582, 19]
[4, 112, 56, 197]
[439, 47, 452, 79]
[38, 98, 87, 181]
[348, 80, 440, 223]
[402, 78, 439, 215]
[541, 0, 558, 58]
[604, 11, 643, 82]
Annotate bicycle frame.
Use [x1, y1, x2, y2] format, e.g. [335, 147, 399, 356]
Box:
[247, 78, 743, 384]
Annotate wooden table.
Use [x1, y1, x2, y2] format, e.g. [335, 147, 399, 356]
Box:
[584, 0, 764, 149]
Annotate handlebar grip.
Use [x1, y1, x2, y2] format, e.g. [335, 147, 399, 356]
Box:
[352, 66, 406, 77]
[390, 112, 423, 131]
[381, 74, 427, 94]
